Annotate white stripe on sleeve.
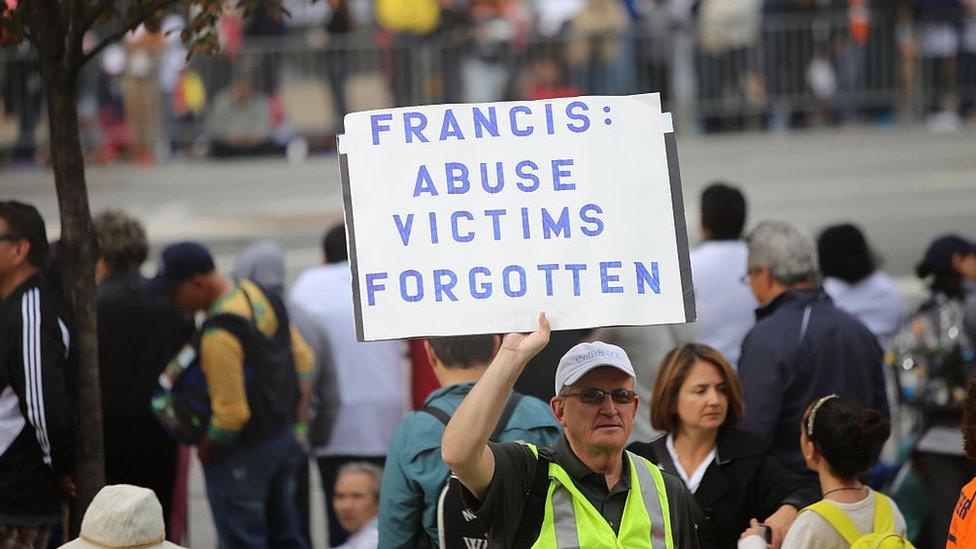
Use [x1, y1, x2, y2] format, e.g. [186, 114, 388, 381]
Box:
[22, 289, 52, 465]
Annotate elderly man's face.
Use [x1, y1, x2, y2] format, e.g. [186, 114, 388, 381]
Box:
[552, 367, 637, 455]
[746, 265, 776, 306]
[333, 471, 379, 535]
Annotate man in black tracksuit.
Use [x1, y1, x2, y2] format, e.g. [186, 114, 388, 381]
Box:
[0, 201, 76, 548]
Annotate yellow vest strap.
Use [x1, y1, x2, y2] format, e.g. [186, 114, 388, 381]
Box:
[627, 451, 673, 549]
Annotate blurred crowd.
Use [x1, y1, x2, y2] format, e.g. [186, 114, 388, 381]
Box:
[2, 0, 976, 166]
[1, 176, 975, 546]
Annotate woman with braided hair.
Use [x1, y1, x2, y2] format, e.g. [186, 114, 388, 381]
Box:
[746, 395, 909, 548]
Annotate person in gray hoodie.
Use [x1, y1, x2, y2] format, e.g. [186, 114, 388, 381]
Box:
[233, 241, 339, 546]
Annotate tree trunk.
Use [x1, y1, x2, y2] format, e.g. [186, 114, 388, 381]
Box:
[44, 67, 104, 536]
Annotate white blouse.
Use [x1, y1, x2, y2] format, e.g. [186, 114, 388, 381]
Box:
[665, 433, 716, 494]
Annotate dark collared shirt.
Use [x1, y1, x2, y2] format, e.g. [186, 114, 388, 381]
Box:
[471, 435, 700, 547]
[547, 436, 631, 533]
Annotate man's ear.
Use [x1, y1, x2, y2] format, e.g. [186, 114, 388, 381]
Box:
[550, 396, 566, 425]
[700, 221, 712, 241]
[753, 267, 773, 295]
[12, 239, 31, 267]
[423, 339, 437, 368]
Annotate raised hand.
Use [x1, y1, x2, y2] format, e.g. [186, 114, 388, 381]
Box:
[500, 311, 551, 364]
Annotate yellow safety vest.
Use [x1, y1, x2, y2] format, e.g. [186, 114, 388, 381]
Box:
[525, 444, 675, 549]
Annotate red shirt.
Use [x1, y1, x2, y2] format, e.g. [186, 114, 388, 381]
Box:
[408, 339, 440, 409]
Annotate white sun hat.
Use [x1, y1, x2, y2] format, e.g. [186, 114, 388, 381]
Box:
[60, 485, 184, 548]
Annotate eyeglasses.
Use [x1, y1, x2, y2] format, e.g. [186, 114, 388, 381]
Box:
[739, 268, 762, 285]
[559, 388, 637, 405]
[0, 233, 18, 243]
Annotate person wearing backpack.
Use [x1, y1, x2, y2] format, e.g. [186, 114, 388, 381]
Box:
[748, 395, 910, 548]
[891, 234, 976, 546]
[378, 334, 561, 547]
[147, 242, 314, 549]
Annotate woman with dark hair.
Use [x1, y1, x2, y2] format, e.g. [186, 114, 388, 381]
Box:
[776, 396, 907, 547]
[817, 223, 904, 350]
[628, 343, 818, 548]
[893, 234, 976, 546]
[93, 209, 195, 541]
[915, 234, 976, 298]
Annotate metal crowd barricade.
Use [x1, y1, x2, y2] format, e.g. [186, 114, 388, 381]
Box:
[694, 11, 904, 130]
[1, 9, 973, 162]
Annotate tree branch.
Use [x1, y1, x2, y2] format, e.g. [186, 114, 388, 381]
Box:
[23, 0, 66, 69]
[43, 0, 67, 63]
[81, 0, 179, 66]
[83, 0, 117, 36]
[67, 0, 88, 73]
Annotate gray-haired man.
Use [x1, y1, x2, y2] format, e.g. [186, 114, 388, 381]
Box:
[333, 462, 383, 549]
[738, 220, 888, 475]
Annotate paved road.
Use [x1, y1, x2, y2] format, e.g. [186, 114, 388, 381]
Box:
[3, 125, 975, 547]
[5, 126, 974, 282]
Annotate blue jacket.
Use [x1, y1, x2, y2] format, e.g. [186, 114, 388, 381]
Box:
[738, 287, 888, 474]
[378, 382, 562, 547]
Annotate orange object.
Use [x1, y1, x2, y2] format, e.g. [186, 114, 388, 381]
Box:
[850, 0, 869, 44]
[948, 476, 976, 548]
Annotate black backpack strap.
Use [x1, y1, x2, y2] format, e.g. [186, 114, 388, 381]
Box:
[239, 280, 292, 339]
[420, 392, 524, 440]
[420, 405, 452, 426]
[203, 311, 253, 337]
[490, 392, 524, 441]
[511, 447, 552, 547]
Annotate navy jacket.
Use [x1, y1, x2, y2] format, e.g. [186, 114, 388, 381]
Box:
[738, 287, 887, 474]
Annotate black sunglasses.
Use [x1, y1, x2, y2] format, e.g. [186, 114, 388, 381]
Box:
[560, 388, 637, 405]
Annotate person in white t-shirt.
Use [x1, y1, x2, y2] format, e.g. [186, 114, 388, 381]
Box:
[739, 395, 907, 548]
[689, 182, 755, 368]
[817, 224, 904, 352]
[289, 224, 408, 547]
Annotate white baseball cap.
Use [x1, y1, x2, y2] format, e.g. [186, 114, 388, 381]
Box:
[554, 341, 636, 395]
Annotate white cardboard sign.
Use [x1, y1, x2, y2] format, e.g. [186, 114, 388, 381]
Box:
[338, 93, 695, 341]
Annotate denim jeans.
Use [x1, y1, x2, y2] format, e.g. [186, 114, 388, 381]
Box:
[203, 428, 306, 549]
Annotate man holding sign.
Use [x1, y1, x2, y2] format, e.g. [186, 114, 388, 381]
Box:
[441, 312, 699, 547]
